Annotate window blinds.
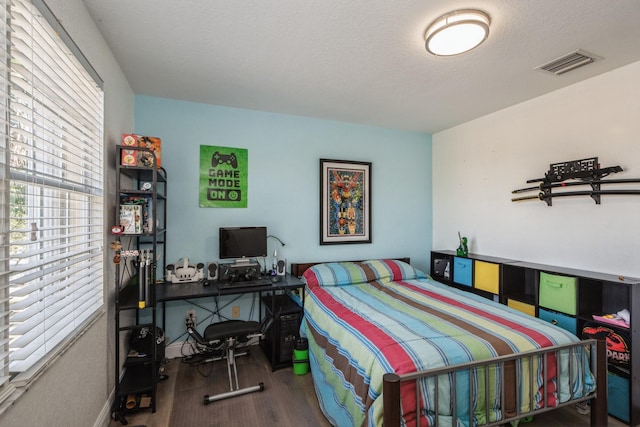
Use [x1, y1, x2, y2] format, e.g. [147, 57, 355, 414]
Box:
[0, 0, 10, 395]
[2, 0, 104, 387]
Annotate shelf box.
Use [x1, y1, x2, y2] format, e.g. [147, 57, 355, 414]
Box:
[453, 257, 472, 287]
[608, 373, 630, 422]
[507, 299, 536, 316]
[474, 260, 499, 294]
[538, 272, 577, 315]
[538, 308, 577, 335]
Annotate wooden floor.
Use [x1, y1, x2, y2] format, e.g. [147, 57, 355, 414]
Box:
[108, 346, 626, 427]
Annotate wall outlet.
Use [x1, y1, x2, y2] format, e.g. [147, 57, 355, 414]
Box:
[186, 309, 196, 327]
[232, 306, 240, 318]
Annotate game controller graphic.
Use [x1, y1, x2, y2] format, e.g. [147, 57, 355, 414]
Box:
[211, 151, 238, 168]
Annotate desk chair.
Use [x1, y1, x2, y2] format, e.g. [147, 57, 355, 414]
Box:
[187, 320, 265, 403]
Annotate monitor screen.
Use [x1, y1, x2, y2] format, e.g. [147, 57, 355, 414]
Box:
[219, 226, 268, 260]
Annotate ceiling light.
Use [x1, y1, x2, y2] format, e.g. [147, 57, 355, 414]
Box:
[425, 9, 490, 56]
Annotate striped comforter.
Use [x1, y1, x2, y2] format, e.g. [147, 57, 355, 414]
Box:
[300, 259, 594, 427]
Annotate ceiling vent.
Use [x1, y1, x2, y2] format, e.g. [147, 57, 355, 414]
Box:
[535, 49, 602, 75]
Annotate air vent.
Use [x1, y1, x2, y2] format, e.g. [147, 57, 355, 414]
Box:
[535, 49, 602, 75]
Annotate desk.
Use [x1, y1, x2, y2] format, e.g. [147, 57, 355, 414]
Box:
[155, 273, 304, 370]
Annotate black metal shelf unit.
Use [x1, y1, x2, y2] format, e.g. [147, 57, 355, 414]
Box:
[112, 145, 167, 424]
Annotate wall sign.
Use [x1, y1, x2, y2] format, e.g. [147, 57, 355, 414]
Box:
[199, 145, 248, 208]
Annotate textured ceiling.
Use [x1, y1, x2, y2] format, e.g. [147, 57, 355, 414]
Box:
[83, 0, 640, 134]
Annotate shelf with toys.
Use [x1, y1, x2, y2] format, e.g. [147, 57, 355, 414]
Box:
[111, 136, 167, 425]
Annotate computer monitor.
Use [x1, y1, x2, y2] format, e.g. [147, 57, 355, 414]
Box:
[219, 226, 268, 260]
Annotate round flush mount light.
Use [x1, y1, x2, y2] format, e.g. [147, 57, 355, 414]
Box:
[425, 9, 490, 56]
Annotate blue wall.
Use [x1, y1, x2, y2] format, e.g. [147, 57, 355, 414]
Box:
[135, 95, 432, 346]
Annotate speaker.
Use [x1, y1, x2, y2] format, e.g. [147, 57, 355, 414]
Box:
[165, 264, 175, 282]
[196, 262, 205, 280]
[276, 259, 286, 276]
[207, 262, 218, 281]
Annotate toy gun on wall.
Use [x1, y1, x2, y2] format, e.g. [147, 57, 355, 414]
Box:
[511, 157, 640, 206]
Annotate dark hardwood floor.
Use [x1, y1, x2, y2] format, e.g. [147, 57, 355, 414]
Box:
[108, 346, 624, 427]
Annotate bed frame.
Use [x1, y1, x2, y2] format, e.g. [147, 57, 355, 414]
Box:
[291, 259, 608, 427]
[290, 257, 411, 277]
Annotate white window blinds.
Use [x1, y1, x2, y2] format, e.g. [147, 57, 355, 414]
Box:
[0, 0, 9, 395]
[1, 0, 104, 388]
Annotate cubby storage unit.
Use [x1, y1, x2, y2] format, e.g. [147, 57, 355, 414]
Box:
[430, 250, 640, 425]
[430, 250, 514, 301]
[112, 145, 167, 424]
[502, 261, 639, 425]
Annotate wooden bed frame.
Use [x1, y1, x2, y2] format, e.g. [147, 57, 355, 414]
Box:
[290, 257, 411, 277]
[291, 259, 608, 427]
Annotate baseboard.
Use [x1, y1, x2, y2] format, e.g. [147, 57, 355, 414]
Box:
[165, 341, 194, 359]
[94, 387, 115, 427]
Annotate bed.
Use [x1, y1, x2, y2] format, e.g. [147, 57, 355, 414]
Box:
[290, 259, 607, 427]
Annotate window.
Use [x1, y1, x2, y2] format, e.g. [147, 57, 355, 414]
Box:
[0, 0, 104, 394]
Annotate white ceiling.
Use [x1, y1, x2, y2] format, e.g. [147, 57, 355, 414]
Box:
[83, 0, 640, 134]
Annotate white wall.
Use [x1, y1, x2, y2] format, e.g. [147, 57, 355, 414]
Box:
[0, 1, 135, 427]
[433, 61, 640, 278]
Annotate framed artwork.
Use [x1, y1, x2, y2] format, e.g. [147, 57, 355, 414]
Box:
[320, 159, 371, 245]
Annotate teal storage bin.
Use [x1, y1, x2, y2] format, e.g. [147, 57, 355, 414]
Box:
[608, 372, 630, 422]
[453, 257, 472, 287]
[538, 308, 577, 335]
[538, 272, 577, 315]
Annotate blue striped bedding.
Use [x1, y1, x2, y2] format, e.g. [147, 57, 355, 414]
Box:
[300, 259, 595, 427]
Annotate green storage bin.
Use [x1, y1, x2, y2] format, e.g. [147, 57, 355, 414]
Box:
[538, 272, 577, 315]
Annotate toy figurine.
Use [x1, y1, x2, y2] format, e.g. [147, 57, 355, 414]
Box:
[456, 232, 469, 257]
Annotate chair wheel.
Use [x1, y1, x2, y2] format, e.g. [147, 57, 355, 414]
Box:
[203, 395, 210, 405]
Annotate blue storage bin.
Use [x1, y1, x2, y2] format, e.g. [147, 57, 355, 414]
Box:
[453, 257, 472, 287]
[538, 308, 577, 335]
[608, 372, 630, 422]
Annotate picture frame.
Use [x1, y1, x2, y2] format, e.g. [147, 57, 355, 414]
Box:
[320, 159, 371, 245]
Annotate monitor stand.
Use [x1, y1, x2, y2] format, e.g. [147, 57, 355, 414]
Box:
[231, 258, 257, 267]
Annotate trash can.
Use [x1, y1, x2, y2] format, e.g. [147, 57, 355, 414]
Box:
[293, 337, 309, 375]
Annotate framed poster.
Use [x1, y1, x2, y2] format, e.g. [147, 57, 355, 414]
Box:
[199, 145, 248, 208]
[320, 159, 371, 245]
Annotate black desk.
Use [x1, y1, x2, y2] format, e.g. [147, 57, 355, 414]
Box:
[155, 273, 304, 370]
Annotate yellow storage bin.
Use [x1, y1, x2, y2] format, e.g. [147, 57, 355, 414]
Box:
[538, 272, 577, 315]
[474, 261, 500, 294]
[507, 299, 536, 316]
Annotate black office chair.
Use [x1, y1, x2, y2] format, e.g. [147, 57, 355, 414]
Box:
[187, 320, 265, 403]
